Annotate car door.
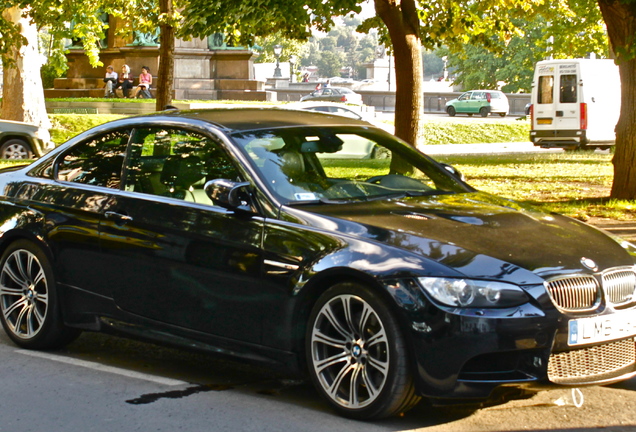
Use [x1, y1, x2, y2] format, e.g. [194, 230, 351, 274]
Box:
[454, 91, 472, 113]
[20, 129, 130, 296]
[468, 91, 485, 113]
[97, 126, 266, 343]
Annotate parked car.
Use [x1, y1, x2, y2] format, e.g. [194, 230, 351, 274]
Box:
[446, 90, 509, 117]
[1, 108, 636, 420]
[300, 86, 363, 104]
[0, 119, 55, 159]
[285, 103, 392, 158]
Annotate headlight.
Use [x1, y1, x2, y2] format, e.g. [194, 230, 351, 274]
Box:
[417, 277, 529, 308]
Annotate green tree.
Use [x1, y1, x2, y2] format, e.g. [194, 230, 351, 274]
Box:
[317, 50, 345, 77]
[0, 1, 115, 131]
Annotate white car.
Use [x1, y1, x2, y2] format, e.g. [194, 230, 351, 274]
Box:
[0, 120, 55, 159]
[284, 103, 392, 159]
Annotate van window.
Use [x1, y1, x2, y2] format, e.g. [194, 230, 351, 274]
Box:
[560, 74, 577, 103]
[538, 76, 554, 104]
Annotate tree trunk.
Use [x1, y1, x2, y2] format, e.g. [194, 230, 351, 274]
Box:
[598, 0, 636, 199]
[374, 0, 423, 174]
[1, 7, 52, 136]
[156, 0, 175, 111]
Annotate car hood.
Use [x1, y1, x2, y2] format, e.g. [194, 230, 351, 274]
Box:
[289, 192, 636, 282]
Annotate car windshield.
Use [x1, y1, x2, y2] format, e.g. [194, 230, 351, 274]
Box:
[231, 126, 469, 204]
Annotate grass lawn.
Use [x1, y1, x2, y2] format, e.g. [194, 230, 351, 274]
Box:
[326, 151, 633, 221]
[438, 151, 635, 221]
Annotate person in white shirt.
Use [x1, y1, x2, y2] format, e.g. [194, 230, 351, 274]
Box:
[103, 66, 118, 97]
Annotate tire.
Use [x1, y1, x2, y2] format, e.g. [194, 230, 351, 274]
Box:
[498, 113, 506, 117]
[372, 146, 391, 159]
[0, 240, 80, 349]
[0, 139, 34, 159]
[306, 282, 420, 419]
[447, 106, 456, 117]
[479, 107, 490, 117]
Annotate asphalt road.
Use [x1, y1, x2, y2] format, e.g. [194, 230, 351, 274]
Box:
[2, 328, 636, 432]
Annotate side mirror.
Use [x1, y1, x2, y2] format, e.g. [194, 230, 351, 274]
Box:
[440, 163, 466, 182]
[204, 179, 252, 211]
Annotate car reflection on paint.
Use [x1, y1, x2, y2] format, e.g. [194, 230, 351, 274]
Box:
[0, 108, 635, 421]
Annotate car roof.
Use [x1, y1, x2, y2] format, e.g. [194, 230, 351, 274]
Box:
[136, 107, 371, 132]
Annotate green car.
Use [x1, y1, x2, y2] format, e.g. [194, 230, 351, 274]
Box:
[446, 90, 509, 117]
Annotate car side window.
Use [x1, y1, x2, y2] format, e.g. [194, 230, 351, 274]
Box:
[124, 127, 241, 205]
[56, 130, 130, 189]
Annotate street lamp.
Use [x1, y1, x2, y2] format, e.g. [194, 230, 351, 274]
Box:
[289, 55, 297, 83]
[273, 44, 283, 78]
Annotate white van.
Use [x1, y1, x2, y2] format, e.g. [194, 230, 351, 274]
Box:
[529, 59, 621, 150]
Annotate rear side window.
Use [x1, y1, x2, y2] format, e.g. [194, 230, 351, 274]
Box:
[538, 76, 554, 104]
[56, 130, 129, 189]
[560, 74, 577, 103]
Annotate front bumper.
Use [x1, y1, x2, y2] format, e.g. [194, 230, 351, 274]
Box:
[405, 294, 636, 400]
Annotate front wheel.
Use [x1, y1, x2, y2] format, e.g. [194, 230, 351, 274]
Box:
[446, 106, 456, 117]
[0, 240, 80, 349]
[306, 282, 420, 419]
[0, 139, 34, 159]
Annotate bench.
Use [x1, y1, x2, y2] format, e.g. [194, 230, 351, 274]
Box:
[53, 108, 99, 114]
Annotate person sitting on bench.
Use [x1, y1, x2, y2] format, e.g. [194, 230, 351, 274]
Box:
[132, 66, 153, 99]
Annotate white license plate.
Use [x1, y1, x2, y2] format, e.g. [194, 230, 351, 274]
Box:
[568, 313, 636, 346]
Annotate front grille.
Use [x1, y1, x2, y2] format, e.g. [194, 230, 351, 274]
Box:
[545, 275, 599, 311]
[603, 268, 636, 306]
[548, 338, 636, 385]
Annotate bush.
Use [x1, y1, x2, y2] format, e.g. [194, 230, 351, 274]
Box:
[49, 114, 126, 144]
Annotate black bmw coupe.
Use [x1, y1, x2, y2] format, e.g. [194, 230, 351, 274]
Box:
[1, 108, 635, 420]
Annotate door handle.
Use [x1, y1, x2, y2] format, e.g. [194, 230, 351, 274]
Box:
[105, 211, 133, 224]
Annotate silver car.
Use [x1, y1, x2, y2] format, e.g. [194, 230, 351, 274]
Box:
[0, 120, 54, 159]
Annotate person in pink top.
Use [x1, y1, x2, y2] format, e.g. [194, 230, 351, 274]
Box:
[132, 66, 153, 98]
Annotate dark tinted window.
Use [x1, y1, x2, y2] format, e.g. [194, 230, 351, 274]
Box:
[123, 127, 240, 205]
[56, 130, 129, 189]
[560, 74, 577, 103]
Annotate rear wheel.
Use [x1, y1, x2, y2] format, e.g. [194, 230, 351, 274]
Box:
[0, 240, 80, 349]
[447, 106, 456, 117]
[0, 139, 34, 159]
[306, 282, 420, 419]
[480, 107, 490, 117]
[498, 113, 506, 117]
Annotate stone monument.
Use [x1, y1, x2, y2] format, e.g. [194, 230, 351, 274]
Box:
[45, 17, 272, 101]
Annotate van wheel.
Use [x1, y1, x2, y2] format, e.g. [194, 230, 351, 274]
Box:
[479, 107, 490, 117]
[498, 113, 506, 117]
[447, 106, 456, 117]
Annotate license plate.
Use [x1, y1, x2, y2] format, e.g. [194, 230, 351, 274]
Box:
[537, 118, 552, 125]
[568, 313, 636, 346]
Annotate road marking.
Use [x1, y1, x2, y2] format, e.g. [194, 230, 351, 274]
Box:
[15, 349, 188, 386]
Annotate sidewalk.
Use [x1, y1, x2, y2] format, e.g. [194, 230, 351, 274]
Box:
[421, 141, 560, 155]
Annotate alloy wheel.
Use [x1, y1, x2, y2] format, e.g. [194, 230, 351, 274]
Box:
[0, 249, 49, 339]
[310, 294, 389, 409]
